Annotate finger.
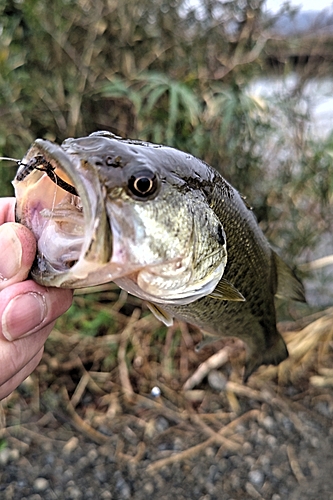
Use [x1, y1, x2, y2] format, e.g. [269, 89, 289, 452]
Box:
[0, 197, 15, 224]
[0, 222, 37, 290]
[0, 281, 73, 341]
[0, 321, 53, 385]
[0, 346, 45, 401]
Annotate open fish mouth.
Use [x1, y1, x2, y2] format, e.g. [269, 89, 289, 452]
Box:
[13, 138, 114, 288]
[13, 132, 228, 304]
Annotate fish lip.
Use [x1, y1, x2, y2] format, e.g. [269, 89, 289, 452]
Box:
[31, 138, 95, 229]
[15, 138, 113, 287]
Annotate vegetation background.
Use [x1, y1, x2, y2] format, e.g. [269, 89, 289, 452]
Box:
[1, 2, 333, 498]
[1, 0, 333, 273]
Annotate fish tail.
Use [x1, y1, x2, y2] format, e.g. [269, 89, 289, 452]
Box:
[243, 333, 288, 382]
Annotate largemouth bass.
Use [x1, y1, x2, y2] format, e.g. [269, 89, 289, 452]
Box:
[12, 131, 305, 379]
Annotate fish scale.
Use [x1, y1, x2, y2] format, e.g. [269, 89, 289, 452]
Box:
[165, 179, 281, 378]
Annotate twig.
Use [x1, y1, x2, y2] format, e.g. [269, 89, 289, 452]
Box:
[29, 375, 40, 414]
[88, 371, 112, 382]
[118, 309, 141, 399]
[179, 323, 191, 380]
[147, 409, 259, 473]
[226, 389, 241, 414]
[245, 482, 265, 500]
[129, 441, 146, 465]
[6, 434, 30, 453]
[0, 402, 5, 430]
[146, 436, 216, 473]
[63, 436, 79, 455]
[179, 322, 194, 349]
[70, 359, 106, 408]
[271, 397, 314, 442]
[5, 425, 65, 444]
[319, 367, 333, 377]
[183, 347, 230, 390]
[115, 436, 125, 458]
[299, 254, 333, 271]
[189, 414, 242, 451]
[287, 398, 332, 430]
[70, 372, 90, 409]
[35, 412, 57, 427]
[129, 393, 184, 425]
[215, 35, 268, 79]
[225, 381, 268, 402]
[183, 390, 206, 403]
[215, 409, 260, 457]
[199, 411, 232, 422]
[154, 381, 186, 409]
[310, 375, 333, 388]
[62, 387, 110, 445]
[111, 289, 129, 312]
[91, 334, 122, 346]
[163, 323, 178, 379]
[287, 444, 307, 484]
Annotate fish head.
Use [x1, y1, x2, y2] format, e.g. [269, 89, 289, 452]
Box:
[13, 131, 227, 305]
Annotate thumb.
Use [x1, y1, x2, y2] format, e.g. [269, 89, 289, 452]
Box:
[0, 222, 37, 291]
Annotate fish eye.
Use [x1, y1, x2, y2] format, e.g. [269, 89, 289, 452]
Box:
[127, 169, 159, 199]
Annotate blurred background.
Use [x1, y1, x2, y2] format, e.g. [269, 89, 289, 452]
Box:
[1, 0, 333, 306]
[1, 3, 333, 497]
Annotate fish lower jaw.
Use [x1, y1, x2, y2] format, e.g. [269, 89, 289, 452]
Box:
[114, 268, 224, 306]
[32, 258, 119, 288]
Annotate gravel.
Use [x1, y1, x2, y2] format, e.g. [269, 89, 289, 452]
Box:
[1, 303, 333, 500]
[1, 383, 333, 500]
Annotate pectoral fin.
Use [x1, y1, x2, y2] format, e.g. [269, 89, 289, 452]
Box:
[146, 302, 174, 327]
[209, 278, 245, 302]
[273, 251, 306, 302]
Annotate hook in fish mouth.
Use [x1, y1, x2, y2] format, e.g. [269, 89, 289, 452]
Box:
[16, 155, 78, 196]
[0, 153, 78, 196]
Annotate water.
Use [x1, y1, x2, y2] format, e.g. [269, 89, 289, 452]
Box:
[249, 75, 333, 309]
[249, 75, 333, 138]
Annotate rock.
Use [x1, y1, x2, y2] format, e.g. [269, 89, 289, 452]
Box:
[143, 481, 154, 495]
[262, 416, 276, 432]
[248, 469, 265, 488]
[101, 491, 113, 499]
[33, 477, 49, 492]
[207, 370, 227, 391]
[63, 436, 79, 455]
[65, 484, 82, 499]
[0, 448, 10, 466]
[115, 471, 131, 499]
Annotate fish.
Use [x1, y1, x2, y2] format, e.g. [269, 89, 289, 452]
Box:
[12, 131, 306, 379]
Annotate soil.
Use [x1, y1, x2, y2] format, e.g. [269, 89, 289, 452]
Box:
[1, 293, 333, 500]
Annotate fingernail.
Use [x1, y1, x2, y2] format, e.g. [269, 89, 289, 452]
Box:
[0, 225, 22, 281]
[2, 292, 47, 341]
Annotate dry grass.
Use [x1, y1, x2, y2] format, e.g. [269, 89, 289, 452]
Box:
[1, 290, 332, 474]
[256, 308, 333, 385]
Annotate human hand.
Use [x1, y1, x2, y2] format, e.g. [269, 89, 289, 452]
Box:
[0, 198, 73, 400]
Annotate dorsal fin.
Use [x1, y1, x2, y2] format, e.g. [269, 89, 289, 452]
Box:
[272, 251, 306, 302]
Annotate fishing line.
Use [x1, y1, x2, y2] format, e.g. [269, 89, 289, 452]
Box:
[0, 156, 21, 162]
